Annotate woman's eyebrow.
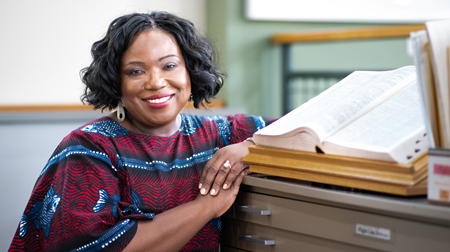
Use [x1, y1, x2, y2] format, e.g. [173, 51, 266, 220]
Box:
[125, 61, 145, 66]
[158, 54, 179, 61]
[124, 55, 179, 66]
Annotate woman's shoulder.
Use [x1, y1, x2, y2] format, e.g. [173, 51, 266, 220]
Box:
[41, 117, 124, 179]
[56, 116, 128, 150]
[76, 116, 129, 138]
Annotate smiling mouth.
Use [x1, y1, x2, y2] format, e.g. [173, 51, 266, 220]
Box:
[146, 96, 172, 104]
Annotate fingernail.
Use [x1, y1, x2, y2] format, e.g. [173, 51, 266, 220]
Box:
[223, 184, 227, 189]
[199, 183, 202, 189]
[211, 189, 216, 195]
[201, 188, 206, 195]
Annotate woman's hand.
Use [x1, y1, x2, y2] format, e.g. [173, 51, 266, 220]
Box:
[198, 140, 254, 196]
[196, 169, 247, 217]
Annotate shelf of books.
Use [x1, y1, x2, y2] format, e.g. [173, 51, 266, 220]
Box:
[248, 20, 450, 200]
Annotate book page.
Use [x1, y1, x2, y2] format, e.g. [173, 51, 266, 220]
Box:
[426, 19, 450, 147]
[322, 82, 429, 163]
[255, 66, 416, 143]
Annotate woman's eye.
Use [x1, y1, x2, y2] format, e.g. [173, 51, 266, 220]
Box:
[164, 63, 176, 70]
[127, 69, 143, 76]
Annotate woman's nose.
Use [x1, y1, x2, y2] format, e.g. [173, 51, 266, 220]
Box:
[145, 72, 167, 90]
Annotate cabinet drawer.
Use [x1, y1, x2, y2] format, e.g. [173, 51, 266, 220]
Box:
[222, 218, 378, 252]
[230, 192, 450, 251]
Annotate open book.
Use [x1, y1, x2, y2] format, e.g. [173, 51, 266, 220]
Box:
[254, 66, 429, 164]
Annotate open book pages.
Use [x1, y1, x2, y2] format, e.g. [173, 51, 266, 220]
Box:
[254, 66, 429, 163]
[426, 19, 450, 148]
[322, 82, 428, 163]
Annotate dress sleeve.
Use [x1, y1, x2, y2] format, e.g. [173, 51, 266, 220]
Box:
[226, 114, 276, 145]
[8, 132, 152, 252]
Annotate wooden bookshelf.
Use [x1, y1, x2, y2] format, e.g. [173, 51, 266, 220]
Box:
[272, 24, 426, 44]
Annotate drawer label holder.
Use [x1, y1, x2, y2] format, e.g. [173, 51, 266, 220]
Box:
[239, 235, 275, 245]
[355, 223, 391, 241]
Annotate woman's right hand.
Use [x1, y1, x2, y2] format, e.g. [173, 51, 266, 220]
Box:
[196, 169, 247, 218]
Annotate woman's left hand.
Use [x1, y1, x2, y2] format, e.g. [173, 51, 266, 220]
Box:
[199, 140, 254, 196]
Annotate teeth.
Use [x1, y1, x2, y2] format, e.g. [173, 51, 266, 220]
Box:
[147, 96, 170, 104]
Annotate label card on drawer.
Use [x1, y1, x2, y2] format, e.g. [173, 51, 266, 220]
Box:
[355, 223, 392, 241]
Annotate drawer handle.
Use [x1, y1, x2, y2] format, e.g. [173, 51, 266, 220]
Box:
[239, 235, 275, 245]
[237, 205, 271, 215]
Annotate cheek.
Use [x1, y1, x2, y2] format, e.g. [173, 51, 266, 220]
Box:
[184, 72, 191, 93]
[121, 79, 140, 96]
[119, 83, 141, 108]
[186, 80, 191, 93]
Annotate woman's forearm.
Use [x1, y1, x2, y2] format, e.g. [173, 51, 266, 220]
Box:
[123, 196, 216, 252]
[124, 170, 245, 251]
[124, 198, 214, 252]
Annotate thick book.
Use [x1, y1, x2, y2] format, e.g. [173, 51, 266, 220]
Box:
[254, 66, 429, 164]
[410, 30, 440, 148]
[425, 19, 450, 148]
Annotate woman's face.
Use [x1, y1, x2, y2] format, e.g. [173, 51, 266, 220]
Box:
[120, 29, 191, 133]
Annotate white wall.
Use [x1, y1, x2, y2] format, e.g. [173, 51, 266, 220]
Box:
[246, 0, 450, 23]
[0, 0, 205, 106]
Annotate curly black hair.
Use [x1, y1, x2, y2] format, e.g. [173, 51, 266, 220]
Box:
[80, 11, 225, 111]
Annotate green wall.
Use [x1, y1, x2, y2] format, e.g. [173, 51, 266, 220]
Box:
[206, 0, 415, 118]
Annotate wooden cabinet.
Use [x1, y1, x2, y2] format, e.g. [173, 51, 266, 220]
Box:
[221, 175, 450, 252]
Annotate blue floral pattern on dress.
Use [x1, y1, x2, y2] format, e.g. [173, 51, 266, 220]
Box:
[81, 120, 128, 137]
[93, 189, 120, 217]
[252, 115, 266, 131]
[30, 187, 60, 237]
[179, 114, 202, 136]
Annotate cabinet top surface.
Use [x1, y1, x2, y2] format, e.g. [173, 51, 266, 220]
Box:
[242, 174, 450, 225]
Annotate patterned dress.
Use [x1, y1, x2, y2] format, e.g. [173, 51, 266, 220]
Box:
[9, 114, 273, 252]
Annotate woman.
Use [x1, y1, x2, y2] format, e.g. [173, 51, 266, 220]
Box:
[9, 12, 273, 252]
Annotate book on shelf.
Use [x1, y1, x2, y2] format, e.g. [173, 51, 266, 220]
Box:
[253, 66, 429, 164]
[410, 30, 440, 148]
[410, 19, 450, 149]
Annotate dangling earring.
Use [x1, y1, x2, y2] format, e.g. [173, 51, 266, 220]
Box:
[188, 93, 193, 113]
[117, 101, 125, 122]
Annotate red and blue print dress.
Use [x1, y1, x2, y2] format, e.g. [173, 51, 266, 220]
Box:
[9, 114, 273, 252]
